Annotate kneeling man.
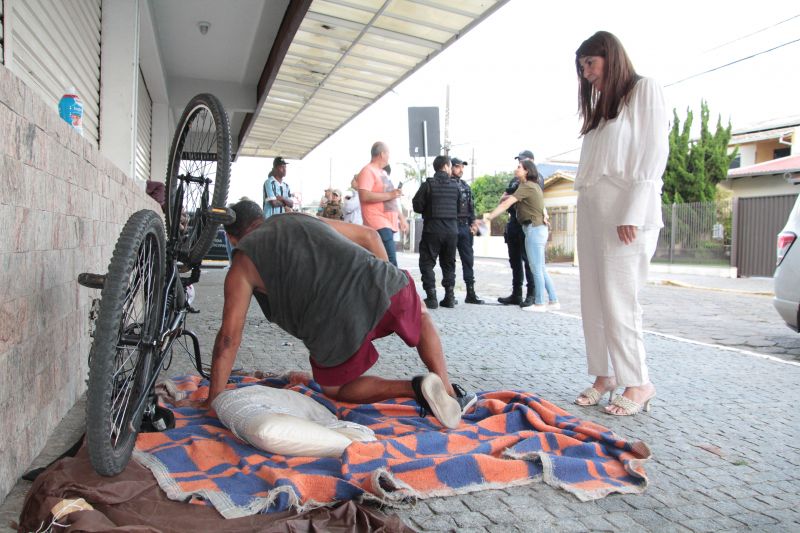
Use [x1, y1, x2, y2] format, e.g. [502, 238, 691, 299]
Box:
[203, 201, 474, 429]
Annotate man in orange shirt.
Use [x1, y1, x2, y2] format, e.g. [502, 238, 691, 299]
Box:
[356, 142, 408, 266]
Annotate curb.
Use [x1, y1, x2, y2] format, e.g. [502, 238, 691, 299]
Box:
[652, 279, 774, 297]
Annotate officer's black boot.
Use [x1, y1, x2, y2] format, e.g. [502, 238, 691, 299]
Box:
[424, 289, 439, 309]
[497, 287, 522, 306]
[465, 283, 484, 304]
[520, 286, 535, 308]
[439, 287, 456, 308]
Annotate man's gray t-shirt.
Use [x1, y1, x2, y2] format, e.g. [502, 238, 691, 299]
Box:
[235, 214, 409, 367]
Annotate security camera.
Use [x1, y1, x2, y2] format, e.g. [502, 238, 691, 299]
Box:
[198, 21, 211, 35]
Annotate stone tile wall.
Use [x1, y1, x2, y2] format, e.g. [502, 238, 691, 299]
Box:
[0, 64, 160, 501]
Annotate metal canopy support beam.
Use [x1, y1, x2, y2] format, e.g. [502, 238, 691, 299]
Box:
[236, 0, 314, 161]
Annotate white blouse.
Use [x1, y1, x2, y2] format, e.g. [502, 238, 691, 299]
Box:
[574, 77, 669, 229]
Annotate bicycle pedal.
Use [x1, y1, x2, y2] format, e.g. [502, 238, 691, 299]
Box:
[207, 206, 236, 225]
[78, 273, 106, 289]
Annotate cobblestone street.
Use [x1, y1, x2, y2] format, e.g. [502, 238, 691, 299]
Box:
[469, 257, 800, 364]
[3, 253, 799, 532]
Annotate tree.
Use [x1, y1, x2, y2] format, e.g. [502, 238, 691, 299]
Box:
[662, 100, 737, 204]
[471, 172, 511, 217]
[400, 161, 423, 184]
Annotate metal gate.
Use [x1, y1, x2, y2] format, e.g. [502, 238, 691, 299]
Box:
[735, 194, 798, 277]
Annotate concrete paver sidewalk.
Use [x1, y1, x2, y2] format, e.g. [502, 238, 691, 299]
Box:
[2, 255, 799, 532]
[545, 262, 774, 296]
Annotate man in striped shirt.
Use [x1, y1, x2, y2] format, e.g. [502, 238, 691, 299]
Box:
[263, 157, 293, 218]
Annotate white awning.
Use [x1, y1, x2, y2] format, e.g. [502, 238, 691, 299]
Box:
[238, 0, 508, 159]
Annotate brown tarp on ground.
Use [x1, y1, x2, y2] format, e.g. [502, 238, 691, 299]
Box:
[17, 445, 413, 533]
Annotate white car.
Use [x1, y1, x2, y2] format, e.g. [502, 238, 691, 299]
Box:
[774, 194, 800, 331]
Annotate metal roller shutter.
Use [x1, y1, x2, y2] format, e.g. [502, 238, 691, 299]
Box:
[4, 0, 101, 143]
[135, 67, 152, 183]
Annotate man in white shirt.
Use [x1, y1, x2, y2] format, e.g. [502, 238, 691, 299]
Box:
[343, 175, 363, 224]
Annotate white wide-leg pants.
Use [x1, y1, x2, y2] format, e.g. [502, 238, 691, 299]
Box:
[577, 181, 659, 387]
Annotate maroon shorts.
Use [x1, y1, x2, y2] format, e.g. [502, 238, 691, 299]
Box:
[310, 271, 422, 386]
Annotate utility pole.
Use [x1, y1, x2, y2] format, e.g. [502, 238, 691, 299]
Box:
[470, 147, 475, 182]
[443, 84, 450, 155]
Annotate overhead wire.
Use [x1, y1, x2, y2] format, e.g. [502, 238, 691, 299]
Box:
[665, 37, 800, 87]
[701, 14, 800, 53]
[546, 15, 800, 158]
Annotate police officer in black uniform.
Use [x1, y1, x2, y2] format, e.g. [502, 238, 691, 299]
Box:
[412, 155, 460, 309]
[451, 157, 484, 304]
[499, 150, 536, 307]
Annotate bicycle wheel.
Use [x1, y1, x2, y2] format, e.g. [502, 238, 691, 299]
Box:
[166, 93, 231, 265]
[86, 210, 165, 476]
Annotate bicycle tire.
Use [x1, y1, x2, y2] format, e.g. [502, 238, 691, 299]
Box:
[166, 93, 231, 265]
[86, 210, 165, 476]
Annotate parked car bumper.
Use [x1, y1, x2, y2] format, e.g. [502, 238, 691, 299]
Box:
[773, 194, 800, 332]
[773, 296, 799, 332]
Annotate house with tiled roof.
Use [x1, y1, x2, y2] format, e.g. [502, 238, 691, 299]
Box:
[542, 170, 578, 260]
[722, 117, 800, 197]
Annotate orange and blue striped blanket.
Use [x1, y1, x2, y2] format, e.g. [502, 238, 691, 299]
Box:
[134, 375, 651, 519]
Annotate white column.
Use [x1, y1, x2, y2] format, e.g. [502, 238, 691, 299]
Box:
[99, 0, 140, 180]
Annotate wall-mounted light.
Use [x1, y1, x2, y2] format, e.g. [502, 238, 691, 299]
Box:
[198, 21, 211, 35]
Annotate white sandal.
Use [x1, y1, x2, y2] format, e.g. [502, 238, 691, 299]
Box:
[574, 385, 616, 406]
[603, 393, 655, 416]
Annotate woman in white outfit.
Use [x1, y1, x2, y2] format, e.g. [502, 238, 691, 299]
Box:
[572, 31, 669, 416]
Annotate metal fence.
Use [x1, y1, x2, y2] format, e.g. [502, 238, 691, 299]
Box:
[538, 200, 733, 265]
[547, 205, 576, 262]
[655, 200, 732, 265]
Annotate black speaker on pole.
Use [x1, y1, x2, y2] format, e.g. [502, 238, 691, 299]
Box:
[407, 107, 441, 158]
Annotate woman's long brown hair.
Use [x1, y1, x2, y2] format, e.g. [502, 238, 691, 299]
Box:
[575, 31, 640, 135]
[520, 159, 543, 189]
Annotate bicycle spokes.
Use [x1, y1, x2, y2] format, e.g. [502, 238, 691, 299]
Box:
[110, 234, 159, 444]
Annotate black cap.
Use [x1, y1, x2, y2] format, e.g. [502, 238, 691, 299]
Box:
[514, 150, 534, 160]
[451, 157, 468, 166]
[273, 156, 289, 167]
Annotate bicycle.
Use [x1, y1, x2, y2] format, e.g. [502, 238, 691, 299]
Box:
[78, 93, 233, 476]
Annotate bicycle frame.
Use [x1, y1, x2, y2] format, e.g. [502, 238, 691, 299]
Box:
[125, 181, 209, 429]
[126, 260, 204, 429]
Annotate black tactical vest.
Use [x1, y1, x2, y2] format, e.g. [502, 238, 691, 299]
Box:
[425, 172, 459, 219]
[456, 179, 472, 220]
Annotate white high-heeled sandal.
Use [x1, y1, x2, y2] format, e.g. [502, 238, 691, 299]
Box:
[574, 385, 616, 406]
[603, 393, 655, 416]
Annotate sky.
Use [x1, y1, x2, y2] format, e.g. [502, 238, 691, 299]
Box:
[227, 0, 800, 207]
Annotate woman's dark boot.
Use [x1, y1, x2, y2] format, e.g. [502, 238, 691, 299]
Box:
[497, 287, 522, 305]
[465, 283, 484, 304]
[439, 287, 457, 308]
[520, 286, 535, 308]
[424, 289, 439, 309]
